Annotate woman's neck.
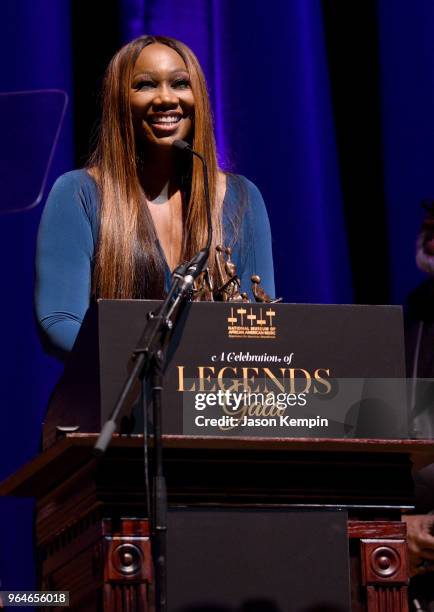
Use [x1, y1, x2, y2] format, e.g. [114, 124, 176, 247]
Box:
[137, 146, 180, 201]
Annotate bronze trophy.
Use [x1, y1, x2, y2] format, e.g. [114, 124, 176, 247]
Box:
[193, 245, 281, 304]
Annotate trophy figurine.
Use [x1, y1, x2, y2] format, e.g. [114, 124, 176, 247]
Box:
[192, 245, 280, 303]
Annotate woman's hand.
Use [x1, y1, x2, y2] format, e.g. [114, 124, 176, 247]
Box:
[403, 514, 434, 576]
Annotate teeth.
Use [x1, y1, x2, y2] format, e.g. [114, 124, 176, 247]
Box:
[151, 116, 181, 124]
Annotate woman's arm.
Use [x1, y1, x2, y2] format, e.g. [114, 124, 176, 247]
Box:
[35, 171, 96, 355]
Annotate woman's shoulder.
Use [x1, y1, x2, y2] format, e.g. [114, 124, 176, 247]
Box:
[46, 168, 99, 219]
[224, 173, 267, 221]
[41, 169, 100, 241]
[50, 168, 98, 197]
[225, 173, 264, 202]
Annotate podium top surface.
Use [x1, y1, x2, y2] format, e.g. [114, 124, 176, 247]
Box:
[2, 434, 434, 498]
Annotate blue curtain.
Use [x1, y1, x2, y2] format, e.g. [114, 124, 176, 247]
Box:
[0, 0, 73, 592]
[378, 0, 434, 304]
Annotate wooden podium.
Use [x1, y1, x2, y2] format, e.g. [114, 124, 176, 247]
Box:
[2, 433, 434, 611]
[1, 300, 422, 609]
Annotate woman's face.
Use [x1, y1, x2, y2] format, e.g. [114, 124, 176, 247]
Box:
[130, 43, 195, 148]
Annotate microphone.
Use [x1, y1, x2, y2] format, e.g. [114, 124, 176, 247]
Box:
[173, 140, 212, 253]
[172, 139, 191, 153]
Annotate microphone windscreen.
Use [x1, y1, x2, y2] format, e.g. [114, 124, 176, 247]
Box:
[173, 139, 191, 152]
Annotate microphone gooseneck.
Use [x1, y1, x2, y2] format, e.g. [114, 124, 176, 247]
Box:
[173, 139, 212, 253]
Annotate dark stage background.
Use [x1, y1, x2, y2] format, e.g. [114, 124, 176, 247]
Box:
[1, 0, 433, 595]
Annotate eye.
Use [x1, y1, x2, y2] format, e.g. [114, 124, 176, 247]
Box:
[133, 79, 156, 90]
[172, 78, 191, 89]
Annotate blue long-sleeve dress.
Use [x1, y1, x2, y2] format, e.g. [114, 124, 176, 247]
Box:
[35, 169, 275, 356]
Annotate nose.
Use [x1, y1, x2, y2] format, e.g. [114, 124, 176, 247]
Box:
[153, 83, 178, 108]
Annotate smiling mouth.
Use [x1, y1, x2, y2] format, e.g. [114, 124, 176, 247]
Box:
[148, 114, 182, 127]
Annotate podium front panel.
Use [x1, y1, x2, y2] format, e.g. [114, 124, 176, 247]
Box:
[46, 301, 407, 444]
[167, 507, 350, 611]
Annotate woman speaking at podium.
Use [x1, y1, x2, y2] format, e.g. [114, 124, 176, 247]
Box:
[35, 35, 275, 357]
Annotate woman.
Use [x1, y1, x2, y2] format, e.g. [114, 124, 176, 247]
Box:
[35, 35, 275, 357]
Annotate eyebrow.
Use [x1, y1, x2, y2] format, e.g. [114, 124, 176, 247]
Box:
[132, 69, 190, 78]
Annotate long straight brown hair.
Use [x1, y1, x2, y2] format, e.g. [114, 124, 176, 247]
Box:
[89, 35, 222, 299]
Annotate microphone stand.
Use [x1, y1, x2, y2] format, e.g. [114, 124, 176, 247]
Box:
[94, 140, 212, 612]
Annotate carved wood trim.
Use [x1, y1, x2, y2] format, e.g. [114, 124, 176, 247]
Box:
[102, 518, 153, 611]
[348, 521, 409, 612]
[366, 585, 409, 612]
[348, 520, 406, 539]
[103, 583, 150, 611]
[361, 539, 408, 585]
[39, 514, 153, 610]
